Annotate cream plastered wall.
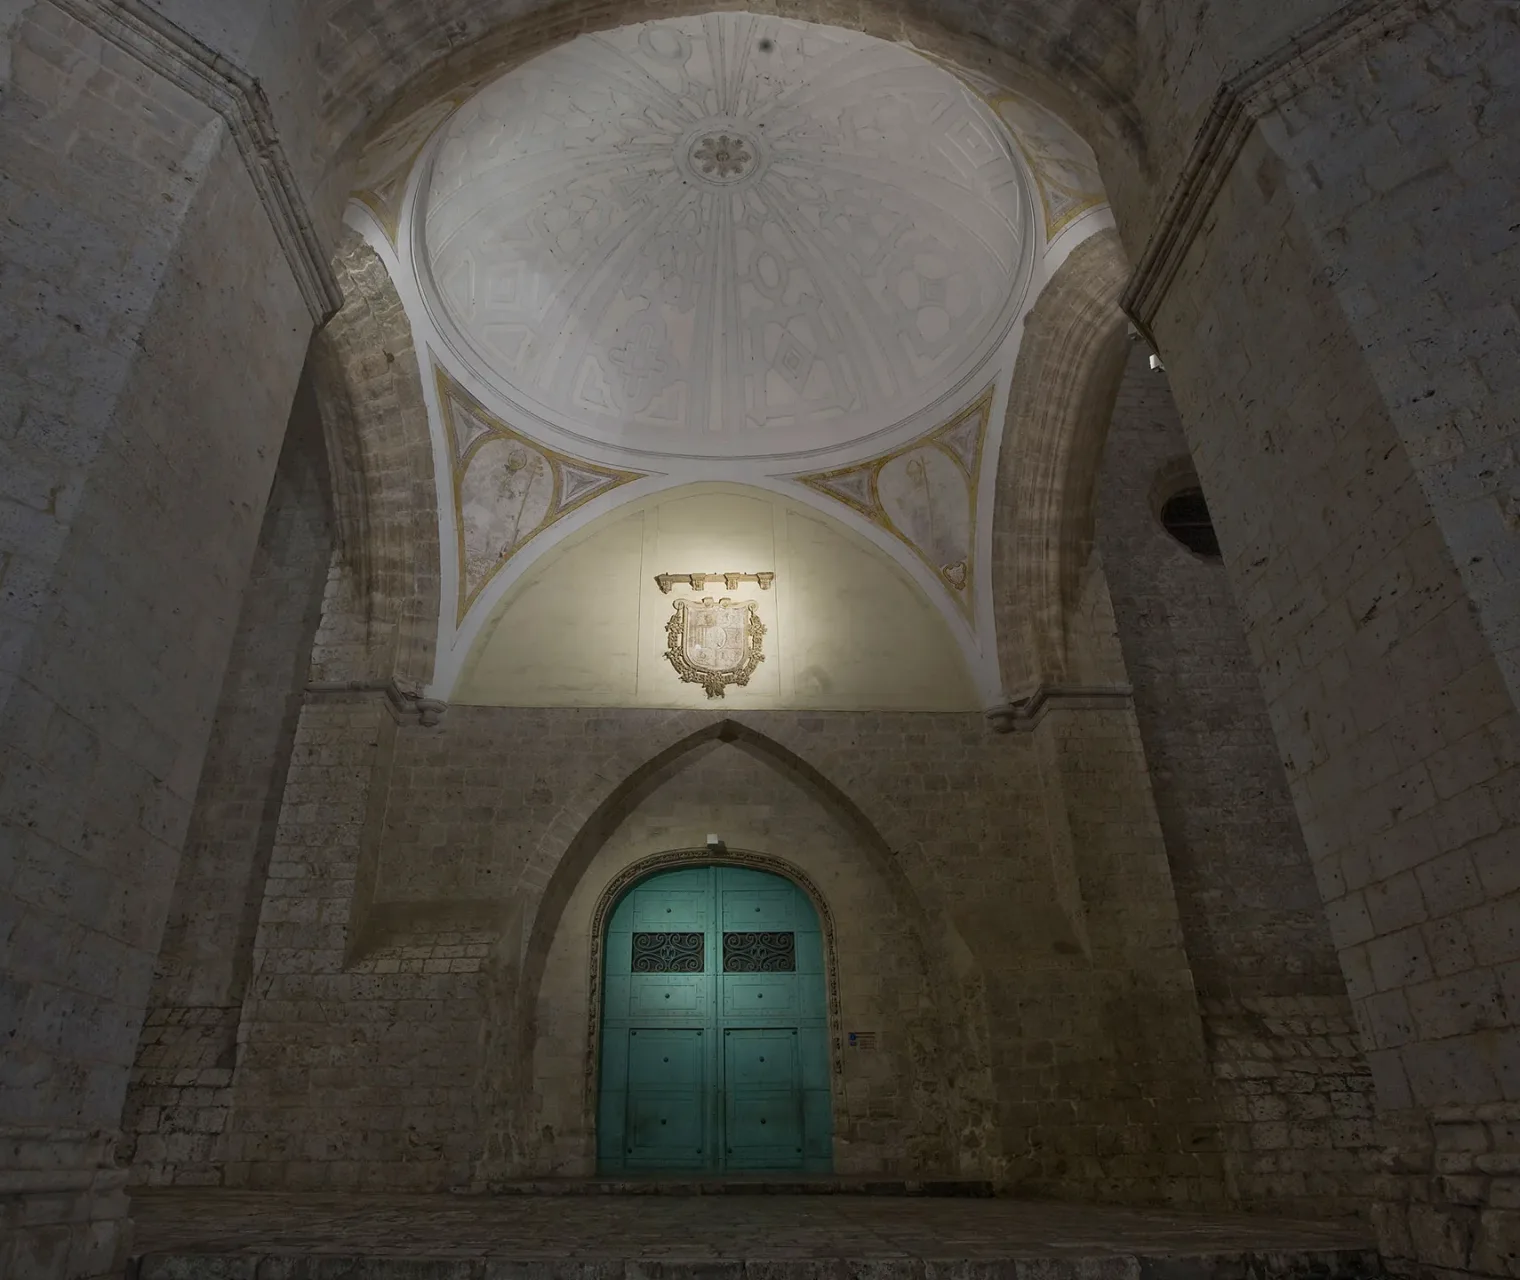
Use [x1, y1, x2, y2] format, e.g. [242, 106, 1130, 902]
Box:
[454, 484, 978, 710]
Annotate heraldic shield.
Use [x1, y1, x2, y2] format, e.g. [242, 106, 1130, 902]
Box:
[664, 596, 766, 698]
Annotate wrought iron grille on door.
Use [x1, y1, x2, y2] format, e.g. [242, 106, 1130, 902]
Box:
[723, 932, 796, 972]
[632, 932, 705, 972]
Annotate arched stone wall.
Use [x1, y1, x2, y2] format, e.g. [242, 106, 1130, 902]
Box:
[992, 228, 1131, 695]
[219, 691, 1232, 1204]
[4, 7, 1517, 1279]
[306, 230, 441, 691]
[122, 371, 337, 1189]
[472, 717, 1001, 1182]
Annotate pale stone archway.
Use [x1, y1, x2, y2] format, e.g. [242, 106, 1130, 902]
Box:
[992, 227, 1132, 696]
[305, 229, 442, 693]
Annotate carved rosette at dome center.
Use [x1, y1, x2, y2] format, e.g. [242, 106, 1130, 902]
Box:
[683, 126, 760, 185]
[693, 134, 750, 180]
[418, 13, 1033, 461]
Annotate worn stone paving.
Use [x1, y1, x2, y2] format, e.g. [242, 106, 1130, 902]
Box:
[132, 1190, 1376, 1264]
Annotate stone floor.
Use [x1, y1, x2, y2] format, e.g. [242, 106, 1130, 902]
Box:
[130, 1190, 1381, 1280]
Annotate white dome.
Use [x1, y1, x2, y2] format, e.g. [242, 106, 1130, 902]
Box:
[419, 13, 1033, 462]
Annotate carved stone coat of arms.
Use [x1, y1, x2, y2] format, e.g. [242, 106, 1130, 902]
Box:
[664, 597, 765, 698]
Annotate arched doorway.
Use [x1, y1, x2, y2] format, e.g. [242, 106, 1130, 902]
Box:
[596, 864, 833, 1175]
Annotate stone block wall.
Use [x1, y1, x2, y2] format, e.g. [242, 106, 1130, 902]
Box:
[223, 698, 490, 1190]
[1270, 2, 1519, 709]
[0, 6, 313, 1275]
[1018, 704, 1225, 1205]
[0, 3, 1510, 1278]
[513, 736, 980, 1180]
[206, 692, 1233, 1206]
[1148, 93, 1520, 1280]
[122, 384, 334, 1187]
[1095, 340, 1378, 1216]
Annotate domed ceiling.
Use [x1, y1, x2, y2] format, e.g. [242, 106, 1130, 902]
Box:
[347, 11, 1114, 702]
[417, 13, 1034, 461]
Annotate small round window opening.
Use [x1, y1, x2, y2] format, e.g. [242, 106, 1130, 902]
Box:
[1160, 487, 1221, 559]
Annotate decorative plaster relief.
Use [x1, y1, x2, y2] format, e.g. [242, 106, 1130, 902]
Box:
[909, 47, 1108, 242]
[793, 383, 994, 617]
[417, 13, 1032, 460]
[663, 596, 767, 699]
[438, 365, 646, 621]
[354, 93, 475, 243]
[991, 93, 1107, 240]
[655, 571, 774, 594]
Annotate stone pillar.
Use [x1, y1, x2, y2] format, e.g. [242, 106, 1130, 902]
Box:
[1122, 4, 1519, 1274]
[1024, 697, 1228, 1207]
[121, 388, 333, 1188]
[1097, 341, 1378, 1216]
[0, 4, 331, 1274]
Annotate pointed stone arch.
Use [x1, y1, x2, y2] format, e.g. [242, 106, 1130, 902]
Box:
[514, 715, 956, 978]
[472, 713, 997, 1183]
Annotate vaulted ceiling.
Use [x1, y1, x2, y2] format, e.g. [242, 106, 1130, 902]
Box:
[311, 0, 1142, 161]
[421, 16, 1032, 462]
[340, 11, 1117, 704]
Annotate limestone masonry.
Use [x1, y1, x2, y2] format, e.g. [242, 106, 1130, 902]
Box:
[0, 3, 1515, 1280]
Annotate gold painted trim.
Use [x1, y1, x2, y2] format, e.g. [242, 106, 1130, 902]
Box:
[351, 91, 476, 246]
[1003, 125, 1109, 241]
[795, 381, 996, 618]
[351, 189, 402, 246]
[435, 362, 647, 625]
[910, 43, 1108, 243]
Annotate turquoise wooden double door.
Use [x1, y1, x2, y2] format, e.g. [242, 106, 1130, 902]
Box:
[598, 865, 833, 1174]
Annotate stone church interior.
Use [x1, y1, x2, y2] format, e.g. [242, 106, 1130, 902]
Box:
[0, 2, 1514, 1279]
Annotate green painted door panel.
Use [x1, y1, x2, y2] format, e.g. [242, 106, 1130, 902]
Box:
[721, 888, 796, 929]
[598, 864, 832, 1175]
[803, 1089, 832, 1161]
[629, 975, 708, 1019]
[726, 1027, 799, 1086]
[624, 1027, 707, 1168]
[721, 973, 799, 1019]
[724, 1028, 804, 1169]
[632, 886, 709, 929]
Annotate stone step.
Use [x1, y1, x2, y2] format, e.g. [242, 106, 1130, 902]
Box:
[128, 1191, 1383, 1280]
[134, 1255, 1382, 1280]
[480, 1176, 997, 1196]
